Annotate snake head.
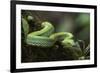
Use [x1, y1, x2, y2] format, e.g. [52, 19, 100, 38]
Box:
[62, 39, 75, 48]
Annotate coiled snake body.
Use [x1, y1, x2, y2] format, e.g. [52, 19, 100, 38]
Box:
[22, 18, 75, 48]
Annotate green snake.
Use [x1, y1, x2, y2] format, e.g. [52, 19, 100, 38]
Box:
[22, 16, 75, 48]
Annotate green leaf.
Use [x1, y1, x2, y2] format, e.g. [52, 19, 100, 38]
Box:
[22, 18, 29, 39]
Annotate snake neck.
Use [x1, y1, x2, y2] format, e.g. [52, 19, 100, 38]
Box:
[28, 21, 54, 37]
[50, 32, 75, 47]
[50, 32, 73, 40]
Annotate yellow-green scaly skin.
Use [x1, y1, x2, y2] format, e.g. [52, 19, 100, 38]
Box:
[22, 18, 75, 48]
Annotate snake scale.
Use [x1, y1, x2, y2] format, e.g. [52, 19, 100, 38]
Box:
[22, 16, 75, 48]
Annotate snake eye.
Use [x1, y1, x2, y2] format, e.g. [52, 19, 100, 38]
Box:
[67, 42, 72, 46]
[66, 41, 75, 47]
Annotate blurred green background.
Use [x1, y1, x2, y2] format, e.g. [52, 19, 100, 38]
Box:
[21, 10, 90, 63]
